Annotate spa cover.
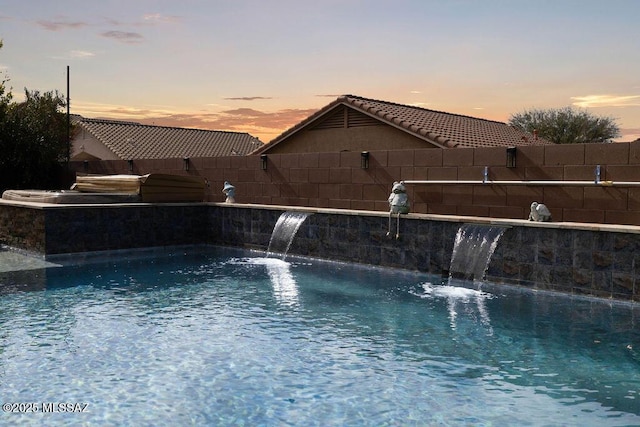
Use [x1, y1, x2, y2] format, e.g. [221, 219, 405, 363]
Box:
[72, 174, 207, 202]
[1, 190, 141, 204]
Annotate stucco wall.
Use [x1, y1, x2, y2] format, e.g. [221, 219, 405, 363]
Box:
[71, 128, 120, 161]
[264, 125, 434, 153]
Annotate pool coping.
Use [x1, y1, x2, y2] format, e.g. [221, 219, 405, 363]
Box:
[3, 198, 640, 235]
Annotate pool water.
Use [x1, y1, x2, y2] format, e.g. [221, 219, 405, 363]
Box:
[0, 246, 639, 426]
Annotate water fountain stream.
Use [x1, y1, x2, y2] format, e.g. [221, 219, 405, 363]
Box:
[266, 211, 311, 260]
[260, 211, 312, 306]
[448, 223, 507, 282]
[418, 223, 508, 332]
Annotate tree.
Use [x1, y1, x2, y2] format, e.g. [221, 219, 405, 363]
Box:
[508, 106, 620, 144]
[0, 40, 73, 191]
[0, 39, 12, 124]
[1, 89, 70, 189]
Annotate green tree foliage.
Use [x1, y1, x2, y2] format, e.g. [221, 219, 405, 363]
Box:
[0, 40, 72, 191]
[1, 89, 70, 190]
[508, 106, 621, 144]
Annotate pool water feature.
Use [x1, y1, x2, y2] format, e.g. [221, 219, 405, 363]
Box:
[266, 211, 311, 259]
[449, 223, 507, 282]
[0, 245, 639, 426]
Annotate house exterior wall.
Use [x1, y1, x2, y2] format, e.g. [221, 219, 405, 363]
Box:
[69, 141, 640, 226]
[264, 124, 437, 154]
[71, 129, 120, 161]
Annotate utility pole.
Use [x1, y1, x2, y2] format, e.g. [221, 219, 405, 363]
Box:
[66, 65, 70, 164]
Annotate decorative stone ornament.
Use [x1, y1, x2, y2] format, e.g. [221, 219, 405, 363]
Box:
[222, 181, 236, 203]
[529, 202, 552, 222]
[387, 181, 410, 239]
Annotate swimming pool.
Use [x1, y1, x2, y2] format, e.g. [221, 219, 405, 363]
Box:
[0, 245, 638, 426]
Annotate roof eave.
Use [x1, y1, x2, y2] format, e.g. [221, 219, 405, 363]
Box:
[256, 96, 352, 154]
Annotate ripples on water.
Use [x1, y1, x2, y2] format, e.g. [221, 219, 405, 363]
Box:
[0, 246, 638, 426]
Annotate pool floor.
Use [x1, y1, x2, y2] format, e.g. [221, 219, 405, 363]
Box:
[0, 246, 639, 426]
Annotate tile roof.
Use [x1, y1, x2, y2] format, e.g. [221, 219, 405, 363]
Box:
[255, 94, 552, 153]
[76, 117, 263, 159]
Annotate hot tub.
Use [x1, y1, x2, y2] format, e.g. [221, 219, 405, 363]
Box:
[2, 173, 207, 204]
[1, 189, 142, 204]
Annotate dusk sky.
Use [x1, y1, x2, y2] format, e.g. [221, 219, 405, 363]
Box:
[1, 0, 639, 143]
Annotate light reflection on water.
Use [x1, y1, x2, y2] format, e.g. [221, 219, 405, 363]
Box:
[0, 246, 638, 426]
[410, 281, 494, 334]
[237, 257, 300, 307]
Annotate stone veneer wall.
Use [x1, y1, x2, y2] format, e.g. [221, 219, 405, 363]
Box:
[210, 205, 640, 302]
[0, 202, 209, 254]
[0, 204, 47, 253]
[1, 201, 639, 302]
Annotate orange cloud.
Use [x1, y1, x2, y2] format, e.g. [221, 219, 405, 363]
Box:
[73, 101, 318, 143]
[571, 95, 640, 108]
[224, 97, 273, 101]
[618, 127, 640, 142]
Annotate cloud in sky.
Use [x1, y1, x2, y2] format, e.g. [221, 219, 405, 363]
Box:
[5, 1, 639, 143]
[105, 13, 181, 28]
[141, 13, 181, 24]
[142, 107, 317, 141]
[70, 50, 95, 59]
[218, 107, 317, 127]
[224, 97, 273, 101]
[571, 95, 640, 108]
[94, 14, 179, 45]
[101, 30, 144, 44]
[49, 50, 95, 61]
[37, 19, 87, 31]
[618, 127, 640, 142]
[73, 101, 317, 142]
[35, 13, 175, 46]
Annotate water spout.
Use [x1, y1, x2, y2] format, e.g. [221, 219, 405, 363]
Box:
[448, 224, 507, 283]
[266, 211, 311, 260]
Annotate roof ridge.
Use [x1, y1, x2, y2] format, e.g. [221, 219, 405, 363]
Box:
[80, 117, 254, 136]
[81, 118, 141, 126]
[343, 94, 510, 126]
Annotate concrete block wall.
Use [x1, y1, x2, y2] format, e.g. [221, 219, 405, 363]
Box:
[70, 141, 640, 226]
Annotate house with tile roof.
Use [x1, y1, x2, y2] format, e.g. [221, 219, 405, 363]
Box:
[253, 95, 552, 154]
[71, 116, 263, 161]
